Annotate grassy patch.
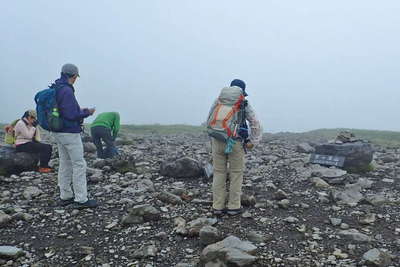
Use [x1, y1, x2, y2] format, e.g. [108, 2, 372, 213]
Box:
[120, 124, 206, 135]
[305, 128, 400, 147]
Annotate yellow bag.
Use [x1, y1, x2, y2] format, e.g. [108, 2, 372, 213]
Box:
[3, 119, 19, 145]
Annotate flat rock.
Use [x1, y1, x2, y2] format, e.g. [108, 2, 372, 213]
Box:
[0, 146, 38, 175]
[201, 236, 257, 267]
[362, 248, 392, 266]
[0, 246, 24, 259]
[338, 229, 372, 243]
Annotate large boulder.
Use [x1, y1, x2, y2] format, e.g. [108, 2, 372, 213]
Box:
[160, 157, 203, 178]
[0, 146, 38, 176]
[314, 141, 373, 172]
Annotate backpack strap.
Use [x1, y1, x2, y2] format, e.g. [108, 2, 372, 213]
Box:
[209, 102, 223, 127]
[222, 95, 245, 137]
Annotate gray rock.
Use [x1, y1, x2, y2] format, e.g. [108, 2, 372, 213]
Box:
[311, 177, 330, 188]
[160, 157, 203, 178]
[0, 146, 38, 175]
[23, 186, 43, 200]
[187, 217, 218, 236]
[296, 143, 315, 153]
[241, 194, 256, 207]
[83, 142, 97, 153]
[338, 229, 372, 243]
[330, 184, 363, 206]
[121, 204, 160, 225]
[247, 231, 268, 243]
[157, 191, 183, 205]
[0, 246, 24, 259]
[0, 211, 12, 227]
[315, 142, 373, 172]
[359, 213, 376, 225]
[133, 245, 157, 259]
[365, 194, 388, 206]
[362, 248, 392, 266]
[312, 167, 347, 179]
[273, 189, 288, 200]
[330, 218, 342, 226]
[200, 226, 221, 246]
[200, 236, 257, 267]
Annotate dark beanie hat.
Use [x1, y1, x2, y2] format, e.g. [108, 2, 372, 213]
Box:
[230, 79, 248, 96]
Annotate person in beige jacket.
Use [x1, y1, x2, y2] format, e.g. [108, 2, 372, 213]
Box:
[207, 79, 262, 216]
[14, 110, 53, 173]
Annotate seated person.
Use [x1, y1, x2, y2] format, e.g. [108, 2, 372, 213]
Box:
[14, 110, 53, 173]
[90, 112, 120, 159]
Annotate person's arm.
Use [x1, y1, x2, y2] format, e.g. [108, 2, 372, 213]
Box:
[14, 120, 35, 140]
[245, 103, 262, 145]
[112, 113, 120, 138]
[58, 88, 91, 121]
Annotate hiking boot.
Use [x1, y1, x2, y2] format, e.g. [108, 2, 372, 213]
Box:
[227, 209, 242, 216]
[213, 209, 226, 216]
[73, 199, 98, 209]
[58, 198, 74, 207]
[38, 167, 54, 173]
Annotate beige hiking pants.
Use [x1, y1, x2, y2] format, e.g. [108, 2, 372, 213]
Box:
[211, 138, 245, 210]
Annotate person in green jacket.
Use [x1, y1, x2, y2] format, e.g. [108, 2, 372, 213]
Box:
[90, 112, 120, 159]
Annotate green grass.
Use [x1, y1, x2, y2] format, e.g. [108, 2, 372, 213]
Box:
[119, 124, 206, 135]
[302, 128, 400, 147]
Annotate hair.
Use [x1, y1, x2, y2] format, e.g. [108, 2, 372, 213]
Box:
[61, 72, 76, 78]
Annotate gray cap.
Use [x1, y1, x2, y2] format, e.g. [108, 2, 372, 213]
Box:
[61, 63, 80, 77]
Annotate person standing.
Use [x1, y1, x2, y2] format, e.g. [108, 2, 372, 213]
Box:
[206, 79, 262, 216]
[51, 63, 97, 208]
[90, 112, 120, 159]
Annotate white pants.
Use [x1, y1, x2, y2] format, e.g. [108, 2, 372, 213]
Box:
[52, 132, 88, 203]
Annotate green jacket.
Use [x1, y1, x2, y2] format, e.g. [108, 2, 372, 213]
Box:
[91, 112, 120, 138]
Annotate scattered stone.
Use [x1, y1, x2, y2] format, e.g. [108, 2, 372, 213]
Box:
[160, 157, 203, 178]
[132, 245, 158, 259]
[121, 204, 160, 225]
[338, 229, 372, 243]
[241, 194, 256, 206]
[274, 189, 288, 200]
[199, 226, 221, 246]
[157, 191, 183, 205]
[23, 186, 43, 200]
[0, 211, 12, 226]
[186, 217, 217, 236]
[362, 248, 392, 266]
[200, 236, 257, 267]
[296, 143, 315, 153]
[359, 213, 376, 225]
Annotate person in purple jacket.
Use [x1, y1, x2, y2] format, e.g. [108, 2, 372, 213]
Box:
[51, 63, 97, 209]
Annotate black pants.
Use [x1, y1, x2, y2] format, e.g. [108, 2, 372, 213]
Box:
[16, 142, 52, 168]
[91, 126, 118, 159]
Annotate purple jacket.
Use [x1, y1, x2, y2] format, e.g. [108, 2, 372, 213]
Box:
[51, 74, 90, 133]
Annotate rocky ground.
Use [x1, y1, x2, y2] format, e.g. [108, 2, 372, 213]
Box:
[1, 131, 400, 266]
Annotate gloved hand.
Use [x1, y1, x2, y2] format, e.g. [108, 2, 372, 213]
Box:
[245, 142, 254, 150]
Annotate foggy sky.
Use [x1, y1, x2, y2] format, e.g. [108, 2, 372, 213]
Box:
[1, 0, 400, 132]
